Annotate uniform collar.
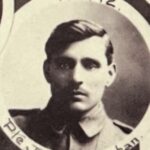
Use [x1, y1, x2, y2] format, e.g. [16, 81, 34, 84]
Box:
[78, 103, 107, 138]
[42, 99, 107, 138]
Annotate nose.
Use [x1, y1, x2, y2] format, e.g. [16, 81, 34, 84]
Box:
[72, 64, 83, 86]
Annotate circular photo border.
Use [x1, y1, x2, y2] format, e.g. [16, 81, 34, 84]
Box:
[0, 0, 14, 53]
[0, 1, 150, 150]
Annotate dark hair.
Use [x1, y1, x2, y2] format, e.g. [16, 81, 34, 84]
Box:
[45, 20, 113, 65]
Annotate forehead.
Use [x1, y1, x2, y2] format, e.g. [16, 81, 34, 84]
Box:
[58, 36, 108, 62]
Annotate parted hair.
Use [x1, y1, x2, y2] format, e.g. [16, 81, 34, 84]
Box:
[45, 19, 114, 65]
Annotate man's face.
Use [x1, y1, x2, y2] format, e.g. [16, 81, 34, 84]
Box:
[45, 36, 115, 114]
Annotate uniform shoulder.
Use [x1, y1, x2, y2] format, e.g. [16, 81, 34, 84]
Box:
[9, 108, 41, 130]
[113, 119, 133, 134]
[9, 108, 41, 117]
[96, 118, 132, 149]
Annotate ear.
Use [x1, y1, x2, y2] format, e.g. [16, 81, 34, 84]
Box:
[106, 63, 116, 87]
[43, 60, 51, 83]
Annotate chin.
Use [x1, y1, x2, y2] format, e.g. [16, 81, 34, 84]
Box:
[69, 102, 91, 114]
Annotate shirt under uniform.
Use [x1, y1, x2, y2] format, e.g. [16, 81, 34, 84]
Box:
[0, 103, 132, 150]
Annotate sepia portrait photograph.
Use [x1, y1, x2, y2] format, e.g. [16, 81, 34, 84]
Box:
[0, 0, 150, 150]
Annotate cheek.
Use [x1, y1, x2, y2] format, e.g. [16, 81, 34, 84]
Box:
[87, 77, 106, 96]
[88, 74, 107, 87]
[91, 82, 105, 92]
[50, 70, 71, 87]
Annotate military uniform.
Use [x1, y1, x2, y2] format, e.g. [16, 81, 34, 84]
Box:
[0, 101, 132, 150]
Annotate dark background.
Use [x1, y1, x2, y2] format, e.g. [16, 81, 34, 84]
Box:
[0, 0, 2, 23]
[125, 0, 150, 24]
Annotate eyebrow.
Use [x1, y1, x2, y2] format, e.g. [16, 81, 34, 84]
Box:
[54, 56, 75, 65]
[82, 57, 101, 67]
[54, 56, 74, 61]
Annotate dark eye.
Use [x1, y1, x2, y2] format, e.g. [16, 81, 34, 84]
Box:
[57, 62, 71, 70]
[82, 58, 100, 70]
[54, 57, 74, 70]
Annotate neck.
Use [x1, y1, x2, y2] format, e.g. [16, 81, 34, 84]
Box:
[43, 97, 105, 129]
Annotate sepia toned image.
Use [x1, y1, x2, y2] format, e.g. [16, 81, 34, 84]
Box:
[0, 1, 150, 150]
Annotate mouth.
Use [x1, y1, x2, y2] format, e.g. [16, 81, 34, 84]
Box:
[71, 90, 87, 98]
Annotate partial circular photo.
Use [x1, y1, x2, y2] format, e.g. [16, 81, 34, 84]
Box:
[0, 0, 2, 21]
[124, 0, 150, 23]
[0, 1, 150, 150]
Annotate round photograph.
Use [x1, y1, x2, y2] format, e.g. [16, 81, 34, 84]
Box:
[0, 1, 149, 150]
